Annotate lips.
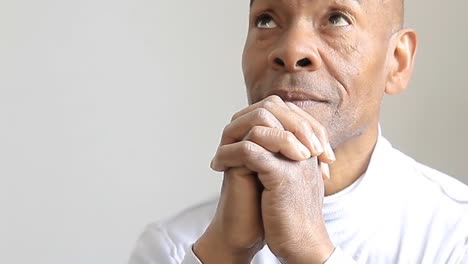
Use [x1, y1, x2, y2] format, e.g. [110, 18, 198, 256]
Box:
[268, 89, 328, 104]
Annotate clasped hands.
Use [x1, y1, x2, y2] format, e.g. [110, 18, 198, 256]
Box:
[194, 95, 336, 264]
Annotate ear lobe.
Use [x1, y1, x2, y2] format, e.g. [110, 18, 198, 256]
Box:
[385, 29, 418, 95]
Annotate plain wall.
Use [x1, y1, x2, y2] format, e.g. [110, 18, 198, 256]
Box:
[0, 1, 466, 263]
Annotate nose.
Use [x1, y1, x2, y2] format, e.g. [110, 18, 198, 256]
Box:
[268, 29, 322, 73]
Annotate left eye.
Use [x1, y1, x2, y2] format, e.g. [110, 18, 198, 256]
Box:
[328, 13, 351, 26]
[255, 14, 278, 29]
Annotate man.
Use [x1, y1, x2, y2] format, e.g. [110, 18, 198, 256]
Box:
[130, 0, 468, 263]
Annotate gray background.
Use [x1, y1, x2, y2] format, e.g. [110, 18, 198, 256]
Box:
[0, 0, 466, 263]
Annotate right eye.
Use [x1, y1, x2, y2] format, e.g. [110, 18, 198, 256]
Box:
[328, 12, 352, 27]
[255, 14, 278, 29]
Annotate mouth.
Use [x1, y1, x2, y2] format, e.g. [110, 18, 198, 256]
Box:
[268, 89, 328, 107]
[285, 99, 326, 108]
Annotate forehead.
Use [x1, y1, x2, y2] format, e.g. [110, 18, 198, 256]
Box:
[249, 0, 395, 24]
[250, 0, 362, 7]
[248, 0, 400, 36]
[249, 0, 371, 19]
[248, 0, 374, 15]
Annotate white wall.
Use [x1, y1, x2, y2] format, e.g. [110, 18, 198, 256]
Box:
[381, 1, 468, 180]
[0, 1, 466, 263]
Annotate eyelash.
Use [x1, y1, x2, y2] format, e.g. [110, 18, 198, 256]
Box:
[252, 10, 354, 28]
[254, 13, 274, 27]
[327, 11, 353, 26]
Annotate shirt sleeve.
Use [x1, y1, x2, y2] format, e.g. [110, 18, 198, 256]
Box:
[458, 238, 468, 264]
[128, 224, 201, 264]
[324, 247, 358, 264]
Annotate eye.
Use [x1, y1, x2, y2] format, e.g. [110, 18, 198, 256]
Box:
[328, 12, 351, 27]
[255, 14, 278, 29]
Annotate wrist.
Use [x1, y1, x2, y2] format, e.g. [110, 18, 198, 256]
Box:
[284, 239, 335, 264]
[193, 227, 260, 264]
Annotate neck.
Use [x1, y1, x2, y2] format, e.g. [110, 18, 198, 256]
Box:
[324, 123, 379, 196]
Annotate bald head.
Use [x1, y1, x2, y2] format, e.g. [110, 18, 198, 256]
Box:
[396, 0, 405, 29]
[385, 0, 405, 32]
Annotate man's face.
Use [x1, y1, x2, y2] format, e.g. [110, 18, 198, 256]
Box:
[242, 0, 397, 147]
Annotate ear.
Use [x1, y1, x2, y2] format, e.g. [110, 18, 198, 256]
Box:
[384, 29, 418, 95]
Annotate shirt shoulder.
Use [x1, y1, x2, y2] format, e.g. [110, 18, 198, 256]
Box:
[384, 141, 468, 205]
[356, 139, 468, 263]
[391, 148, 468, 234]
[129, 199, 218, 264]
[414, 161, 468, 203]
[159, 198, 218, 240]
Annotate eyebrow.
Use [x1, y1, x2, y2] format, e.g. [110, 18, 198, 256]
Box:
[250, 0, 360, 7]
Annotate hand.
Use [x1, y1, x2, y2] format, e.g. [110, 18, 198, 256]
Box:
[210, 96, 335, 263]
[193, 167, 265, 264]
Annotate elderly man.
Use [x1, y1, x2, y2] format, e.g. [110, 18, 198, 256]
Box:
[130, 0, 468, 263]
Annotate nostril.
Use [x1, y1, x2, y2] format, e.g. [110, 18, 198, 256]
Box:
[296, 58, 311, 67]
[274, 58, 285, 66]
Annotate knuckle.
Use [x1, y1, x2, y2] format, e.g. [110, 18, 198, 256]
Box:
[283, 131, 296, 145]
[247, 126, 263, 140]
[254, 108, 282, 129]
[254, 107, 270, 121]
[315, 125, 328, 140]
[296, 119, 311, 133]
[240, 141, 257, 157]
[230, 110, 242, 121]
[222, 123, 231, 134]
[221, 125, 236, 144]
[258, 102, 269, 112]
[260, 100, 275, 111]
[266, 95, 283, 104]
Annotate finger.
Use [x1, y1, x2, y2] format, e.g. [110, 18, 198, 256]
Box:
[211, 141, 276, 174]
[245, 126, 311, 161]
[285, 102, 336, 163]
[221, 108, 284, 146]
[234, 95, 325, 157]
[222, 167, 263, 208]
[222, 167, 263, 202]
[231, 95, 286, 121]
[212, 141, 323, 192]
[320, 162, 331, 180]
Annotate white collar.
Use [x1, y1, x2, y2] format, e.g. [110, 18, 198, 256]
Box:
[322, 131, 394, 220]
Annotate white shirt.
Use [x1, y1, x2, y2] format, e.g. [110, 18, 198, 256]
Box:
[129, 136, 468, 263]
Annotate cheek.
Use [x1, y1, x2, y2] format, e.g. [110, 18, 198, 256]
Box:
[242, 47, 256, 84]
[242, 46, 260, 103]
[328, 34, 386, 103]
[241, 47, 256, 100]
[354, 46, 388, 102]
[338, 40, 367, 80]
[242, 36, 271, 97]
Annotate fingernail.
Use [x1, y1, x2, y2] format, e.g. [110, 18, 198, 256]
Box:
[321, 163, 331, 180]
[325, 143, 336, 162]
[298, 143, 311, 159]
[310, 133, 324, 154]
